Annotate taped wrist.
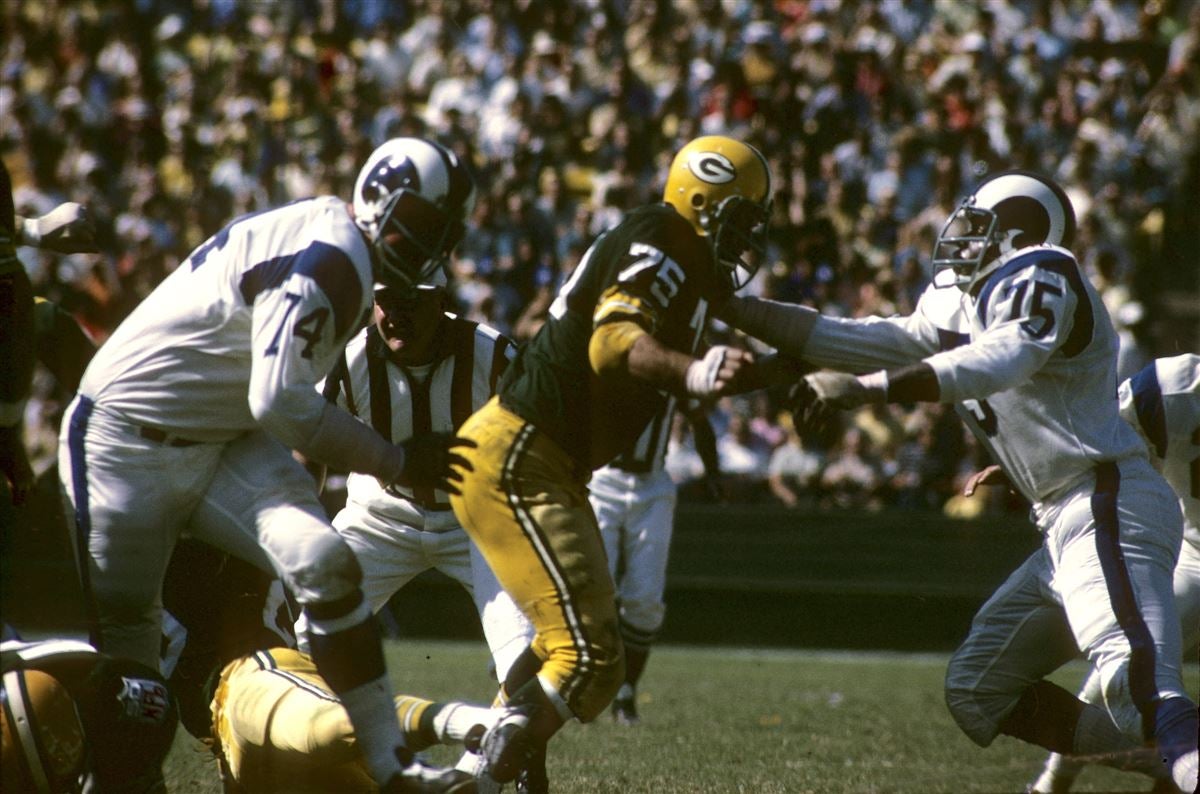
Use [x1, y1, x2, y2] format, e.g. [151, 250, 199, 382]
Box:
[303, 404, 406, 482]
[721, 297, 817, 358]
[856, 370, 889, 401]
[17, 217, 40, 247]
[685, 346, 728, 397]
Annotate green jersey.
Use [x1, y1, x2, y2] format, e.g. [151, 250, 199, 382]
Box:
[499, 204, 725, 469]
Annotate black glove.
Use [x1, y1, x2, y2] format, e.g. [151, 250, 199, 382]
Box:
[786, 378, 841, 446]
[395, 432, 476, 495]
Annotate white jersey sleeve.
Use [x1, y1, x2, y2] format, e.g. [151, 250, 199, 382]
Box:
[802, 292, 945, 373]
[247, 245, 360, 451]
[1118, 355, 1200, 546]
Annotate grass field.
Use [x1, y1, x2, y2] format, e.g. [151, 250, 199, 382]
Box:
[163, 640, 1192, 793]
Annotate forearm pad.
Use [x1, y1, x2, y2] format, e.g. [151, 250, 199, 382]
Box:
[302, 403, 405, 483]
[589, 320, 648, 377]
[720, 297, 817, 358]
[885, 362, 941, 403]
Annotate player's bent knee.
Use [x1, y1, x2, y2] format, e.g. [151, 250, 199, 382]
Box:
[282, 531, 363, 606]
[943, 683, 1002, 747]
[1096, 664, 1146, 740]
[944, 658, 1004, 747]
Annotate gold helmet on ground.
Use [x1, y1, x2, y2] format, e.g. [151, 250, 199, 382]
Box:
[2, 669, 87, 793]
[663, 135, 772, 289]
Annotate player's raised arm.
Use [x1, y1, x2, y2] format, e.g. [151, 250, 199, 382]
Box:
[15, 201, 98, 254]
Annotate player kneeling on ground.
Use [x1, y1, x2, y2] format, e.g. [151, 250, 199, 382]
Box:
[161, 537, 528, 794]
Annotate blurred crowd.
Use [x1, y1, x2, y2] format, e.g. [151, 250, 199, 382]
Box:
[5, 0, 1199, 517]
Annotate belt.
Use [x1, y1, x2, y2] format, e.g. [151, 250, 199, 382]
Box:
[137, 425, 203, 447]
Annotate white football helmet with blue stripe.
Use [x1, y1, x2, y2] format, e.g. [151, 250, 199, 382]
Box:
[353, 137, 476, 290]
[932, 170, 1076, 291]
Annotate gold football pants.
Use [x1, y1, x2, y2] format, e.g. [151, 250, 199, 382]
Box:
[213, 648, 433, 793]
[450, 397, 624, 722]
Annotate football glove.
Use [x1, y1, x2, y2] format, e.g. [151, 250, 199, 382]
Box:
[804, 371, 886, 410]
[394, 432, 476, 495]
[786, 378, 841, 444]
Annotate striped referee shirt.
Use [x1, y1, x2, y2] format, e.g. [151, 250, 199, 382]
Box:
[320, 313, 513, 527]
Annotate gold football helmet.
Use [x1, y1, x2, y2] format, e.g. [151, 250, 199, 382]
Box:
[663, 135, 772, 289]
[2, 669, 87, 793]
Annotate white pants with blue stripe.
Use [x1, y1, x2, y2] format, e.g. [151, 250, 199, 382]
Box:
[58, 395, 361, 670]
[945, 455, 1191, 746]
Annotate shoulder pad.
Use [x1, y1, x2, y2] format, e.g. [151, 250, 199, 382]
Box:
[994, 244, 1077, 275]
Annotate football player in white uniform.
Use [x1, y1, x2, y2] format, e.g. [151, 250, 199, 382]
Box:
[1027, 354, 1200, 793]
[720, 171, 1199, 793]
[58, 137, 480, 793]
[297, 273, 536, 782]
[589, 398, 717, 726]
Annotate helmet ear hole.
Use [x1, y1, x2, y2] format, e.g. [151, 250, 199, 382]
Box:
[690, 193, 705, 208]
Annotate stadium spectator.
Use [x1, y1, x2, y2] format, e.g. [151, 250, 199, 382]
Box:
[766, 413, 825, 509]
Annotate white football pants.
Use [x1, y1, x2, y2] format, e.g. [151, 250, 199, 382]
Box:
[945, 456, 1191, 746]
[589, 466, 678, 647]
[59, 395, 361, 669]
[294, 499, 534, 682]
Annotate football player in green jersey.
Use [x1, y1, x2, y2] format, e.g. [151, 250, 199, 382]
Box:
[448, 136, 774, 788]
[0, 159, 96, 507]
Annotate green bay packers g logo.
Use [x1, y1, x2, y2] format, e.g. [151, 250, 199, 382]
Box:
[686, 151, 736, 184]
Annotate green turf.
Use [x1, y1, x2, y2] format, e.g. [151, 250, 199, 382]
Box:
[165, 640, 1192, 793]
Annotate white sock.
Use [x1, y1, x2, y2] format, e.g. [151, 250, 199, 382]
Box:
[1172, 748, 1198, 794]
[455, 749, 486, 775]
[1031, 752, 1082, 793]
[339, 675, 408, 782]
[433, 703, 501, 743]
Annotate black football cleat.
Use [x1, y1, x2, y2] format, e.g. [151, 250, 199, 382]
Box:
[480, 705, 539, 784]
[611, 684, 639, 726]
[515, 744, 549, 794]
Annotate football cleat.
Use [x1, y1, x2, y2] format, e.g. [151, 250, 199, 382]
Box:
[383, 753, 478, 794]
[611, 683, 639, 726]
[479, 705, 538, 784]
[515, 745, 549, 794]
